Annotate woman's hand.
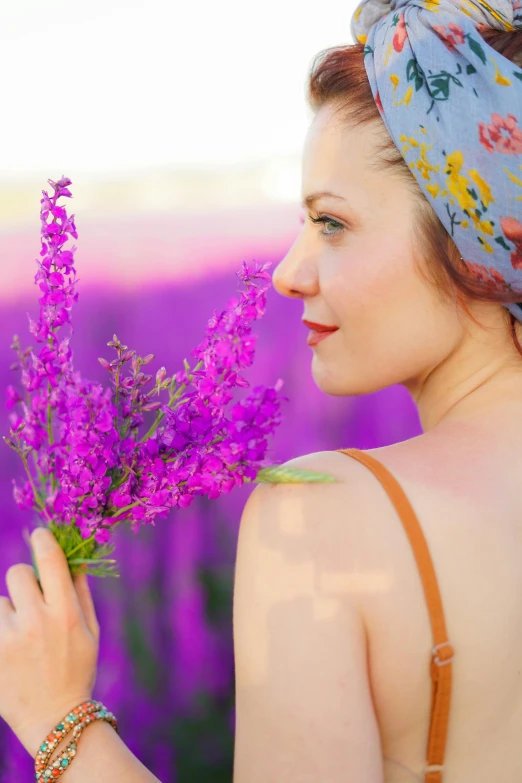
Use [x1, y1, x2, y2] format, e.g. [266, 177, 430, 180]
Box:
[0, 527, 100, 757]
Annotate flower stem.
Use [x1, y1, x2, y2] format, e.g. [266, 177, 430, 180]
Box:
[140, 360, 203, 442]
[20, 452, 51, 522]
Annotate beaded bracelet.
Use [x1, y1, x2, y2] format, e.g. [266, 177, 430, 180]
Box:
[34, 699, 118, 781]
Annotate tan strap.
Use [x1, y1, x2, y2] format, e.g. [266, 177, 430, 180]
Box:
[336, 448, 454, 783]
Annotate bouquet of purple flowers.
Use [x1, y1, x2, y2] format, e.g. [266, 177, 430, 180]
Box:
[4, 176, 336, 579]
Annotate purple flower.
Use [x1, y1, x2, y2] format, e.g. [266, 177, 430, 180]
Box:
[5, 175, 331, 578]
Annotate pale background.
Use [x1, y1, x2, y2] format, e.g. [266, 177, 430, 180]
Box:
[1, 0, 358, 299]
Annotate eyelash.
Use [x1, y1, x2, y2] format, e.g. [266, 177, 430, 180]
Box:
[300, 212, 346, 239]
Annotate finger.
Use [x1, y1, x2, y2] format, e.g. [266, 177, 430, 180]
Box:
[73, 573, 99, 639]
[5, 563, 43, 619]
[0, 595, 15, 620]
[30, 528, 80, 613]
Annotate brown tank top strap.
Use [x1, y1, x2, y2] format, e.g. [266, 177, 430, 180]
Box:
[336, 447, 454, 783]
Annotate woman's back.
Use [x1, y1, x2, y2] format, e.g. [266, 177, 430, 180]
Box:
[334, 424, 522, 782]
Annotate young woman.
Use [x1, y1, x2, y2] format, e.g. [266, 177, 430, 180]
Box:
[1, 1, 521, 781]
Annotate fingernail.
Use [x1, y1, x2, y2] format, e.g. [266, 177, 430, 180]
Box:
[32, 528, 54, 551]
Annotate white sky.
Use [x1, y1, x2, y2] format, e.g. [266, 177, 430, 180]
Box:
[1, 0, 358, 179]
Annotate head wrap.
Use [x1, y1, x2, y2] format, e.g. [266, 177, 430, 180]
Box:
[351, 0, 522, 322]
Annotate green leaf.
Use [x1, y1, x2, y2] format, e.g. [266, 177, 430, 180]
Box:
[254, 465, 338, 484]
[466, 63, 477, 75]
[514, 72, 522, 82]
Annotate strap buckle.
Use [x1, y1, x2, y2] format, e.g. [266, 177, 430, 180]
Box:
[432, 641, 454, 666]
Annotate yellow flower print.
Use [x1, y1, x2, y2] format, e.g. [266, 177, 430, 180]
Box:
[420, 0, 441, 10]
[399, 133, 419, 156]
[445, 151, 476, 212]
[444, 152, 496, 243]
[399, 130, 439, 181]
[491, 58, 512, 86]
[468, 169, 494, 208]
[389, 75, 414, 108]
[417, 143, 440, 179]
[503, 165, 522, 200]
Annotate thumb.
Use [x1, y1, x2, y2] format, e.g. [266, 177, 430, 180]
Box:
[73, 571, 100, 640]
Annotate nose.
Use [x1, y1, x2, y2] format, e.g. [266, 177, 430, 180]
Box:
[271, 231, 319, 300]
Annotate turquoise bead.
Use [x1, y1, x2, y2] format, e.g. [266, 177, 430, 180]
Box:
[61, 759, 69, 767]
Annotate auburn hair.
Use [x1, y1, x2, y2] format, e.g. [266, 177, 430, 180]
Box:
[306, 28, 522, 357]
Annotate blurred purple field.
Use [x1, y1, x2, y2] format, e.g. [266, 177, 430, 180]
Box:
[0, 255, 421, 781]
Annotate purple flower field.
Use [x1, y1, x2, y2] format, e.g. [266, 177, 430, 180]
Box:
[0, 260, 421, 781]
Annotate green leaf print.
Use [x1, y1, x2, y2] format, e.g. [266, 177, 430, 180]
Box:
[428, 71, 463, 101]
[466, 35, 487, 66]
[495, 235, 512, 251]
[406, 58, 425, 91]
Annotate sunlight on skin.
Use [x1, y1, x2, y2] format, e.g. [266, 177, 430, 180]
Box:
[239, 483, 391, 686]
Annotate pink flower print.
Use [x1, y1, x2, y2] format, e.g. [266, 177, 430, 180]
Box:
[500, 216, 522, 270]
[433, 22, 465, 53]
[462, 260, 510, 292]
[478, 113, 522, 156]
[393, 14, 407, 52]
[374, 90, 384, 114]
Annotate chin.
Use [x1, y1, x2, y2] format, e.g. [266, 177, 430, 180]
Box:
[310, 358, 390, 397]
[310, 362, 353, 397]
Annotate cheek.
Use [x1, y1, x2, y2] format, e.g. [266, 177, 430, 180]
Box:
[325, 242, 411, 320]
[315, 244, 460, 394]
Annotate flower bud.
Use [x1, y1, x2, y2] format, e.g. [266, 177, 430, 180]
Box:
[155, 367, 167, 385]
[98, 357, 112, 371]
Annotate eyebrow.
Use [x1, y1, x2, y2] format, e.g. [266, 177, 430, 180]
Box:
[301, 190, 346, 208]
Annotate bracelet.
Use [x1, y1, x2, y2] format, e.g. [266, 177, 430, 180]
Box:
[37, 707, 118, 781]
[34, 699, 118, 781]
[35, 701, 101, 773]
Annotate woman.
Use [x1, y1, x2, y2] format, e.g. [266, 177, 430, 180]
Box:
[1, 0, 521, 781]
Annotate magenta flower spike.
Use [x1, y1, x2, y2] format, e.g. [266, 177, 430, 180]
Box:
[4, 176, 337, 579]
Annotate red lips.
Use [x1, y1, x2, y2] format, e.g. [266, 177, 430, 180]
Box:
[302, 319, 339, 332]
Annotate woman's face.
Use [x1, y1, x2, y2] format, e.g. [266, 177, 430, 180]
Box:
[272, 103, 464, 399]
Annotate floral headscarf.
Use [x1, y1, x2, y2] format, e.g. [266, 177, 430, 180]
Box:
[351, 0, 522, 322]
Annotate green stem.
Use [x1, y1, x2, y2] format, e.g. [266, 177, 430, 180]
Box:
[107, 501, 141, 519]
[140, 360, 204, 442]
[21, 452, 50, 521]
[66, 501, 142, 559]
[66, 534, 96, 559]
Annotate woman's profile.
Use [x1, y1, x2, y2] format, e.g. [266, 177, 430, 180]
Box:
[0, 0, 521, 782]
[234, 1, 522, 782]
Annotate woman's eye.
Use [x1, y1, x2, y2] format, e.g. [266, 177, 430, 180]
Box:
[300, 212, 345, 239]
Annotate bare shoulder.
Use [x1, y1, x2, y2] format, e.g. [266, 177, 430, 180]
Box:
[239, 448, 398, 607]
[233, 449, 387, 782]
